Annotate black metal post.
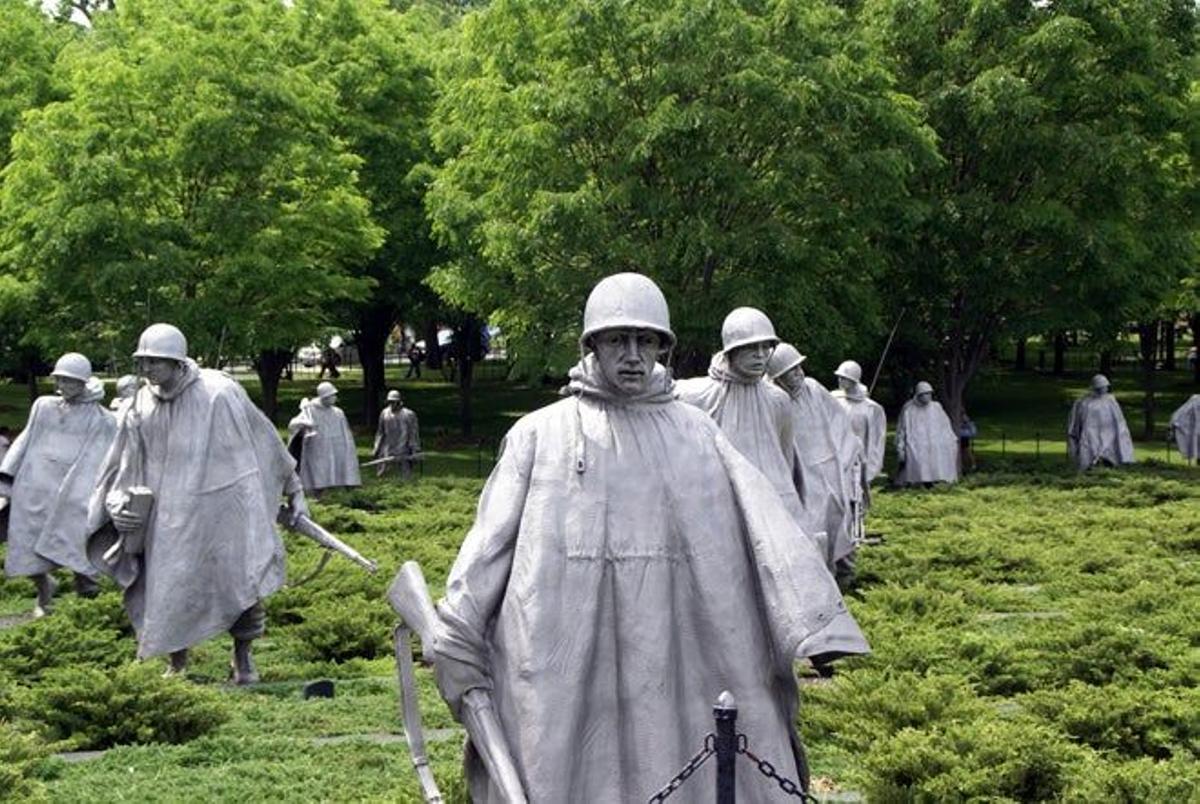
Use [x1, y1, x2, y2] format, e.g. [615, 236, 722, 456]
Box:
[1036, 432, 1040, 458]
[714, 691, 737, 804]
[1001, 431, 1006, 457]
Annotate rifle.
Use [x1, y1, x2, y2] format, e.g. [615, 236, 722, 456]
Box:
[868, 310, 906, 395]
[362, 452, 425, 469]
[276, 507, 378, 574]
[388, 561, 527, 803]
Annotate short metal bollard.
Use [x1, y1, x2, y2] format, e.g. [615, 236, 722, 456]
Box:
[714, 691, 737, 804]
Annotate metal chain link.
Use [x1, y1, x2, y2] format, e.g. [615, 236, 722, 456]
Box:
[738, 735, 819, 803]
[646, 734, 717, 803]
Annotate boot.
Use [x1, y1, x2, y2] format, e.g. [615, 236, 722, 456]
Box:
[164, 649, 189, 678]
[32, 573, 58, 618]
[73, 572, 100, 598]
[230, 638, 259, 686]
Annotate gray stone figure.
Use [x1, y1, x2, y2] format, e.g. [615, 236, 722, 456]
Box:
[87, 324, 308, 684]
[1169, 394, 1199, 462]
[767, 343, 859, 583]
[831, 360, 887, 539]
[372, 389, 420, 478]
[674, 307, 807, 526]
[420, 274, 867, 802]
[0, 353, 116, 616]
[288, 382, 362, 495]
[109, 374, 139, 412]
[1067, 374, 1136, 470]
[895, 381, 959, 486]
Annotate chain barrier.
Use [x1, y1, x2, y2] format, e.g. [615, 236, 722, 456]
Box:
[646, 734, 716, 803]
[737, 733, 818, 803]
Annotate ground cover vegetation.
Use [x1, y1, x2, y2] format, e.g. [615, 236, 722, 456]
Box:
[0, 369, 1197, 801]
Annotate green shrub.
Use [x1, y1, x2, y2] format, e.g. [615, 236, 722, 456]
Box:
[0, 720, 49, 802]
[292, 595, 393, 663]
[1063, 755, 1200, 802]
[0, 593, 134, 681]
[14, 662, 228, 749]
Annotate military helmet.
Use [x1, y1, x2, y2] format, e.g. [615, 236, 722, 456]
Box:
[580, 273, 675, 348]
[386, 389, 402, 402]
[1091, 374, 1110, 391]
[834, 360, 863, 383]
[316, 381, 337, 399]
[51, 352, 92, 382]
[766, 343, 806, 379]
[721, 307, 778, 353]
[133, 323, 188, 362]
[914, 381, 934, 396]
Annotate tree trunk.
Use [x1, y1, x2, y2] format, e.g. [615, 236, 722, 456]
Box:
[453, 315, 484, 437]
[1162, 319, 1176, 371]
[25, 355, 38, 405]
[1099, 349, 1112, 376]
[354, 304, 396, 430]
[423, 319, 442, 370]
[1191, 312, 1200, 385]
[1052, 331, 1067, 376]
[254, 347, 293, 424]
[1137, 321, 1158, 440]
[1014, 337, 1027, 370]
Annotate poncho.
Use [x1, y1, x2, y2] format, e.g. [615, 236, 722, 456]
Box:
[373, 406, 420, 459]
[1169, 394, 1199, 461]
[781, 377, 860, 564]
[1067, 392, 1135, 470]
[433, 356, 867, 803]
[675, 354, 804, 522]
[2, 381, 115, 577]
[87, 361, 296, 658]
[895, 398, 958, 485]
[289, 399, 361, 492]
[833, 383, 886, 482]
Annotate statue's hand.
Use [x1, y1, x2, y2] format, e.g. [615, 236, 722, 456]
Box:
[287, 489, 309, 528]
[112, 508, 145, 534]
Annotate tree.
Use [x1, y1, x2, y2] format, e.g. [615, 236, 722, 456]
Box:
[425, 0, 935, 379]
[0, 0, 382, 420]
[863, 0, 1197, 426]
[284, 0, 441, 428]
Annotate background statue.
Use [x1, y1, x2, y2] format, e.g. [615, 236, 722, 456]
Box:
[768, 343, 859, 585]
[288, 382, 362, 495]
[1066, 374, 1136, 471]
[0, 353, 116, 617]
[415, 274, 867, 802]
[372, 389, 420, 478]
[109, 374, 139, 412]
[1168, 394, 1199, 463]
[831, 360, 887, 541]
[87, 324, 308, 684]
[895, 381, 959, 486]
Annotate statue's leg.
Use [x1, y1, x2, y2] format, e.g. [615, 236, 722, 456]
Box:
[73, 572, 100, 598]
[32, 573, 58, 618]
[165, 649, 189, 677]
[229, 601, 266, 685]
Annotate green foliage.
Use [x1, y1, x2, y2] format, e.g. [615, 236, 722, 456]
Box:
[0, 0, 383, 364]
[14, 662, 228, 750]
[425, 0, 936, 374]
[0, 592, 133, 682]
[292, 593, 394, 663]
[0, 720, 49, 803]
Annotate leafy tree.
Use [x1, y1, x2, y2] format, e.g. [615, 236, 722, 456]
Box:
[425, 0, 935, 378]
[863, 0, 1197, 425]
[284, 0, 440, 426]
[0, 0, 382, 420]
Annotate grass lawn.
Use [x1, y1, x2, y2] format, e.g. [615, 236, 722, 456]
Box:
[1, 365, 1197, 801]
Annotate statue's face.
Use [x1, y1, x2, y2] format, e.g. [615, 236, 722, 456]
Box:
[727, 341, 773, 378]
[838, 376, 856, 391]
[137, 357, 181, 387]
[54, 376, 86, 400]
[916, 391, 933, 406]
[389, 400, 402, 410]
[320, 394, 337, 407]
[1092, 385, 1108, 396]
[591, 327, 662, 395]
[775, 365, 805, 394]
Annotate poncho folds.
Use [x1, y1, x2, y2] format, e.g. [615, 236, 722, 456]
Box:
[289, 399, 361, 492]
[895, 398, 959, 485]
[1067, 393, 1135, 470]
[674, 353, 804, 522]
[373, 405, 420, 460]
[781, 377, 861, 565]
[2, 381, 116, 577]
[833, 382, 887, 485]
[433, 356, 867, 803]
[1170, 394, 1200, 461]
[87, 360, 297, 658]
